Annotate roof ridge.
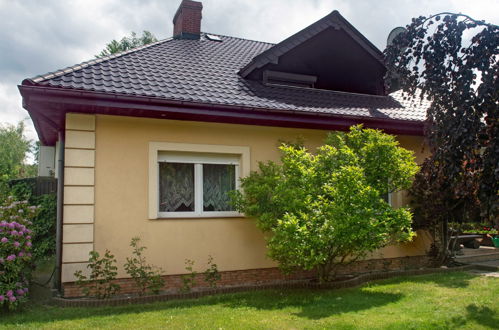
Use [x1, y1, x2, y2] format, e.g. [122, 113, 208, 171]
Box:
[27, 37, 173, 84]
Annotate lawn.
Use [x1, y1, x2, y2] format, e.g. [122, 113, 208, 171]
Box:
[1, 272, 497, 329]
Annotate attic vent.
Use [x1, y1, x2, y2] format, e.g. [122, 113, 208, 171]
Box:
[206, 34, 222, 42]
[263, 70, 317, 88]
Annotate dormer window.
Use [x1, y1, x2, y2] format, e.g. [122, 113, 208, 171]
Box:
[263, 70, 317, 88]
[239, 11, 387, 95]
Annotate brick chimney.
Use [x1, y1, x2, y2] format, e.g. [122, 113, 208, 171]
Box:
[173, 0, 203, 40]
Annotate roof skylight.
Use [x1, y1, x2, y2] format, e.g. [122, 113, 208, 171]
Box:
[206, 34, 222, 42]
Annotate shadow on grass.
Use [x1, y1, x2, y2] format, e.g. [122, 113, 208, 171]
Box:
[376, 270, 478, 289]
[466, 304, 499, 328]
[225, 288, 403, 320]
[448, 304, 499, 328]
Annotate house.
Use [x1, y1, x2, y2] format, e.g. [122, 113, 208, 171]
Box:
[19, 0, 432, 297]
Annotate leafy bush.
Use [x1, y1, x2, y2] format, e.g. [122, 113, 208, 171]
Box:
[74, 250, 120, 299]
[180, 259, 197, 293]
[448, 222, 499, 235]
[0, 196, 37, 311]
[29, 194, 56, 260]
[462, 229, 498, 235]
[8, 182, 56, 260]
[232, 126, 418, 282]
[203, 255, 221, 288]
[124, 237, 165, 295]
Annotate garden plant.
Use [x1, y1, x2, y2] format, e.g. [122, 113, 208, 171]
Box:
[0, 196, 37, 311]
[203, 255, 221, 288]
[74, 250, 121, 299]
[180, 259, 197, 293]
[233, 125, 419, 283]
[9, 182, 56, 261]
[124, 237, 165, 295]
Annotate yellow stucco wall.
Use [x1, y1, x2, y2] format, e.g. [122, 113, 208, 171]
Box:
[63, 113, 431, 281]
[61, 114, 96, 282]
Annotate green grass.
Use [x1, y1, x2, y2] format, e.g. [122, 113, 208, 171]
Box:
[1, 272, 498, 329]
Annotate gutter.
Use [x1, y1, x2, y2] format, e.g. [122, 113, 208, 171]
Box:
[53, 131, 64, 295]
[18, 85, 425, 135]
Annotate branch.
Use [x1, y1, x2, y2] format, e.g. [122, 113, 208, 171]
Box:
[417, 12, 498, 28]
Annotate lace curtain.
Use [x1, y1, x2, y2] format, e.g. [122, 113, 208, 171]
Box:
[159, 162, 194, 212]
[203, 164, 235, 211]
[159, 162, 236, 212]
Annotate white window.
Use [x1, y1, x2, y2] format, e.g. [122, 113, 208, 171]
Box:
[148, 142, 250, 219]
[158, 152, 240, 218]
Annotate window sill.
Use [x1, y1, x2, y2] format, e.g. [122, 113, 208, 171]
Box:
[152, 214, 246, 220]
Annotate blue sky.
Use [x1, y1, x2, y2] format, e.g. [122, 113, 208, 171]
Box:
[0, 0, 497, 142]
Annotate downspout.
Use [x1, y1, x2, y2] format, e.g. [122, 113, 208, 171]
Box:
[54, 131, 65, 295]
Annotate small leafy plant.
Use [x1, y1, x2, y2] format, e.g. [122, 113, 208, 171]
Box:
[203, 255, 221, 288]
[74, 250, 120, 299]
[463, 229, 499, 235]
[124, 237, 165, 295]
[180, 259, 197, 293]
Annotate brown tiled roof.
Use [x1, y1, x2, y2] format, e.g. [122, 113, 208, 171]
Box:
[25, 33, 428, 122]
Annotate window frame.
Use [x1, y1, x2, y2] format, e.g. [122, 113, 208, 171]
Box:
[158, 153, 240, 218]
[149, 142, 250, 219]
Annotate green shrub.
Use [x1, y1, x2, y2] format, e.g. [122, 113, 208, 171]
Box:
[180, 259, 196, 293]
[29, 194, 56, 260]
[0, 196, 38, 311]
[74, 250, 120, 299]
[8, 182, 56, 260]
[463, 229, 499, 235]
[232, 125, 419, 282]
[203, 255, 221, 288]
[124, 237, 165, 295]
[449, 222, 498, 235]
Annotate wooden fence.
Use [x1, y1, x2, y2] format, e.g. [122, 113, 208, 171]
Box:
[9, 177, 57, 196]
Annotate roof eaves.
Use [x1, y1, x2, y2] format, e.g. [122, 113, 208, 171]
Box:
[24, 37, 174, 85]
[19, 83, 427, 124]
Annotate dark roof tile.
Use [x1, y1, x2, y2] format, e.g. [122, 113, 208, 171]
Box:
[27, 33, 428, 122]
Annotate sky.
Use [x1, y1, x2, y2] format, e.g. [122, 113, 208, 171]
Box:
[0, 0, 498, 143]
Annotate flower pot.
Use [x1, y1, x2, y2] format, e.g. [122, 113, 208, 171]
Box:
[492, 236, 499, 248]
[480, 235, 493, 246]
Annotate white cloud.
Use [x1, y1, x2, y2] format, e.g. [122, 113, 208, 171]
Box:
[0, 82, 36, 141]
[0, 0, 497, 144]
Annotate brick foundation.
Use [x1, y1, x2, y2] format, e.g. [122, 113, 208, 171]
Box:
[62, 255, 428, 297]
